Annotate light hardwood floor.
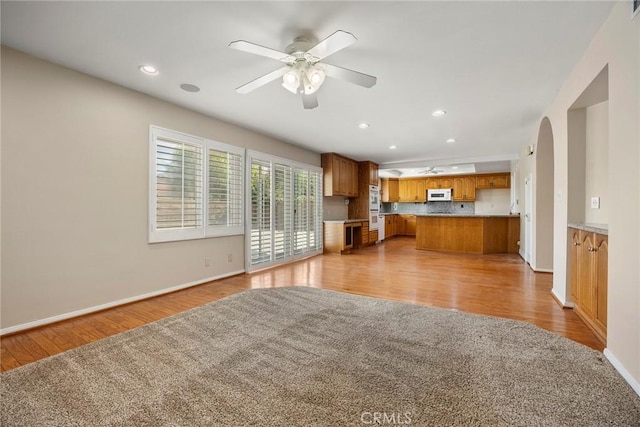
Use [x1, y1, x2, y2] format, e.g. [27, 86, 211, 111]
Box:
[0, 237, 602, 372]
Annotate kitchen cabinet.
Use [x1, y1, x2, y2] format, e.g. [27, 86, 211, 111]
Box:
[399, 179, 427, 202]
[359, 161, 379, 186]
[399, 215, 416, 236]
[323, 220, 370, 254]
[475, 173, 510, 189]
[416, 215, 519, 254]
[321, 153, 358, 197]
[569, 227, 608, 343]
[381, 178, 399, 202]
[453, 177, 477, 201]
[426, 178, 453, 189]
[384, 215, 399, 238]
[369, 230, 378, 243]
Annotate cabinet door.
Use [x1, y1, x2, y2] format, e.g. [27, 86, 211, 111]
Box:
[348, 160, 359, 196]
[406, 216, 417, 235]
[453, 178, 464, 201]
[389, 179, 399, 202]
[569, 229, 581, 302]
[415, 179, 427, 201]
[595, 234, 608, 331]
[578, 231, 596, 317]
[490, 174, 509, 188]
[438, 178, 452, 188]
[369, 162, 379, 186]
[463, 177, 476, 200]
[397, 216, 406, 235]
[385, 217, 393, 238]
[425, 179, 439, 190]
[398, 180, 411, 202]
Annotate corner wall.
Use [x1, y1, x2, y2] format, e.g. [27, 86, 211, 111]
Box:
[545, 3, 639, 390]
[1, 46, 320, 331]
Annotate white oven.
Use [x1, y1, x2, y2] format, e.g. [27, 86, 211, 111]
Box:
[369, 185, 380, 232]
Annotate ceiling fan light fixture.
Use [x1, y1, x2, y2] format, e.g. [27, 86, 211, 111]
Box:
[282, 70, 301, 94]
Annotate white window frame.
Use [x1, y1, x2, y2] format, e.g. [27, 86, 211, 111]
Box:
[149, 126, 244, 243]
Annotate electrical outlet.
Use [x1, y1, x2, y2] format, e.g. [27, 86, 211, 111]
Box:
[204, 257, 211, 267]
[227, 254, 233, 263]
[591, 197, 600, 209]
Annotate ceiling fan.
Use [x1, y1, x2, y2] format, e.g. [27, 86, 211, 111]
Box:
[419, 167, 445, 175]
[229, 30, 377, 109]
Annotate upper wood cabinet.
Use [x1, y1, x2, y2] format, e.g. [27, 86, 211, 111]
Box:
[569, 227, 608, 343]
[381, 178, 399, 202]
[475, 173, 510, 189]
[426, 178, 453, 189]
[453, 177, 477, 201]
[359, 161, 379, 186]
[399, 179, 426, 202]
[321, 153, 358, 197]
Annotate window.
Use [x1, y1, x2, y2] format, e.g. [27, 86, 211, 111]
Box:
[247, 151, 322, 271]
[149, 126, 244, 243]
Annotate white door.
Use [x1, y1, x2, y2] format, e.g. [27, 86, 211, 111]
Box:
[524, 174, 533, 265]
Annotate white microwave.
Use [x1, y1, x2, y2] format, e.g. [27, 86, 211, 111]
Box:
[427, 188, 452, 201]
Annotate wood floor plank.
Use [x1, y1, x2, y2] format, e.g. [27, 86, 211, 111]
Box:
[0, 237, 603, 372]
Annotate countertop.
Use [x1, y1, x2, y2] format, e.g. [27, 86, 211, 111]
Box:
[381, 213, 519, 218]
[323, 219, 368, 224]
[568, 222, 608, 235]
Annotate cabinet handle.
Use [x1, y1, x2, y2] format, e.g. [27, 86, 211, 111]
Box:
[574, 242, 580, 246]
[587, 247, 598, 252]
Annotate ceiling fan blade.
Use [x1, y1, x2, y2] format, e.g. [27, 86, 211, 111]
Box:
[323, 63, 377, 88]
[229, 40, 293, 62]
[306, 30, 357, 60]
[236, 67, 289, 94]
[302, 93, 319, 109]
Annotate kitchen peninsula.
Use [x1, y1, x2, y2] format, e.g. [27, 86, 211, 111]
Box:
[415, 214, 520, 254]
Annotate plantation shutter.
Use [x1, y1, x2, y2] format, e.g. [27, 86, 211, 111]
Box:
[149, 126, 244, 243]
[207, 143, 244, 236]
[246, 151, 323, 271]
[250, 158, 272, 266]
[274, 163, 293, 261]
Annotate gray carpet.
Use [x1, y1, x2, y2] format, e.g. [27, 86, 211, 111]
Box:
[1, 287, 639, 426]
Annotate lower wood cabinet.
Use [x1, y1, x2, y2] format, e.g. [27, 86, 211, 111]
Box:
[384, 215, 399, 238]
[569, 227, 608, 343]
[398, 215, 416, 236]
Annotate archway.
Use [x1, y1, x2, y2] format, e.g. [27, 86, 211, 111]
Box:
[534, 117, 554, 271]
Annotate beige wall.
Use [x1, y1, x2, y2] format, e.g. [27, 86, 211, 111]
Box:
[323, 196, 349, 220]
[541, 3, 639, 388]
[584, 101, 609, 223]
[474, 189, 510, 215]
[0, 46, 320, 330]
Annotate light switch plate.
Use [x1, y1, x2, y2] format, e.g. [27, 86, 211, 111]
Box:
[591, 197, 600, 209]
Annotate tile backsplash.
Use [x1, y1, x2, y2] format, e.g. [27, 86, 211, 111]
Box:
[380, 201, 475, 215]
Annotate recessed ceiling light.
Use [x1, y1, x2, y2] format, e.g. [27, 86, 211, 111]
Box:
[389, 145, 397, 150]
[180, 83, 200, 93]
[432, 110, 447, 117]
[446, 138, 456, 143]
[358, 123, 370, 129]
[139, 65, 159, 76]
[452, 166, 459, 170]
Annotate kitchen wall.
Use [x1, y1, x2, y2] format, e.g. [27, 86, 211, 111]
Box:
[584, 100, 609, 224]
[323, 196, 349, 220]
[529, 3, 639, 392]
[474, 188, 511, 215]
[1, 46, 320, 331]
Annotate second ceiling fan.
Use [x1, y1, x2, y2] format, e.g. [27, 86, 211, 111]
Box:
[229, 30, 377, 109]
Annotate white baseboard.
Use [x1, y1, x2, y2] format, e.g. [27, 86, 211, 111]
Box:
[0, 269, 245, 336]
[551, 288, 574, 308]
[604, 348, 640, 397]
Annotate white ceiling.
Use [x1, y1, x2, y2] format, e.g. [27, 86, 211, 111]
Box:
[1, 1, 614, 173]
